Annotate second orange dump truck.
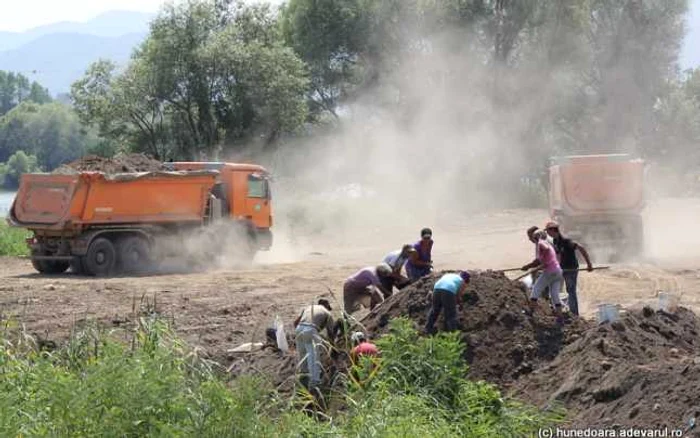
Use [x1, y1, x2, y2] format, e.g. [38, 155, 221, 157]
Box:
[548, 153, 645, 261]
[7, 161, 273, 276]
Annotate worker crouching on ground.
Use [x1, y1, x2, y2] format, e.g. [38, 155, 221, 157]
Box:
[293, 299, 336, 391]
[381, 244, 415, 294]
[406, 228, 434, 281]
[425, 270, 470, 334]
[343, 264, 394, 314]
[350, 331, 379, 360]
[522, 228, 565, 325]
[545, 221, 593, 316]
[349, 331, 380, 386]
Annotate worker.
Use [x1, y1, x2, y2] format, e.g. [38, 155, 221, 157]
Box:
[381, 244, 416, 294]
[545, 221, 593, 316]
[405, 227, 434, 281]
[521, 229, 565, 325]
[343, 264, 394, 314]
[425, 270, 470, 334]
[293, 298, 336, 390]
[350, 331, 379, 360]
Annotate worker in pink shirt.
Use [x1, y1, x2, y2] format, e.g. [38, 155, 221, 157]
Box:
[521, 227, 565, 325]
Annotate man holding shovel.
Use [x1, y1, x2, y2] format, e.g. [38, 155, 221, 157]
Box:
[545, 221, 593, 316]
[522, 228, 565, 325]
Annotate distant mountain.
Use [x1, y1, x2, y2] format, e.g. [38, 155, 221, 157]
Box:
[0, 11, 154, 94]
[0, 11, 154, 51]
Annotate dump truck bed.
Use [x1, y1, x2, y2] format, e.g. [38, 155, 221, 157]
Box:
[10, 171, 218, 232]
[549, 154, 645, 217]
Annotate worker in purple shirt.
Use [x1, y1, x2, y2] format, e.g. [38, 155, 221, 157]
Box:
[343, 263, 393, 314]
[405, 227, 434, 281]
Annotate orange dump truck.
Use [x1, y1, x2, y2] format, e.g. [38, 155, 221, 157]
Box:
[548, 154, 645, 260]
[7, 162, 273, 276]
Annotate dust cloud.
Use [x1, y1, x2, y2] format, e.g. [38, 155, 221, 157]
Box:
[243, 29, 571, 261]
[232, 11, 699, 269]
[644, 197, 700, 267]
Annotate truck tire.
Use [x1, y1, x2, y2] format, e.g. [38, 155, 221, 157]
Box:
[83, 237, 117, 277]
[117, 236, 151, 274]
[31, 258, 70, 275]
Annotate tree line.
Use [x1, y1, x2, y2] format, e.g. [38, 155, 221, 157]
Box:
[2, 0, 700, 192]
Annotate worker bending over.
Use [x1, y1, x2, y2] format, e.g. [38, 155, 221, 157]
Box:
[343, 264, 393, 314]
[381, 244, 415, 294]
[293, 299, 336, 390]
[425, 270, 470, 334]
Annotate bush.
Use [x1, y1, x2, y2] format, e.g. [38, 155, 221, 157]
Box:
[0, 150, 40, 189]
[344, 318, 564, 437]
[0, 316, 562, 437]
[0, 221, 28, 256]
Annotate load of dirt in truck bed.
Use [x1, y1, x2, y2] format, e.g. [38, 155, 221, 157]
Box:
[361, 270, 592, 387]
[53, 153, 165, 174]
[513, 306, 700, 430]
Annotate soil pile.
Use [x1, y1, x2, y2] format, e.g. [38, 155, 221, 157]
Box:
[514, 307, 700, 430]
[361, 271, 591, 386]
[53, 153, 165, 174]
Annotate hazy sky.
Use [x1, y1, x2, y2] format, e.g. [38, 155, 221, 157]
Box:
[1, 0, 699, 68]
[0, 0, 283, 32]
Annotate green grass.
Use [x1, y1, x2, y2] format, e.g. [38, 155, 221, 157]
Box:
[0, 221, 29, 256]
[0, 316, 563, 437]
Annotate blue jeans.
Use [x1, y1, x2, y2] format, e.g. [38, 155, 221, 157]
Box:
[563, 271, 579, 315]
[295, 323, 322, 388]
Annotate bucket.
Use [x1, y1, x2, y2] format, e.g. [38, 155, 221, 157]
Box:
[597, 303, 620, 323]
[658, 292, 681, 312]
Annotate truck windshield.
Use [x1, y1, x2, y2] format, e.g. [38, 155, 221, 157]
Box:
[248, 174, 269, 199]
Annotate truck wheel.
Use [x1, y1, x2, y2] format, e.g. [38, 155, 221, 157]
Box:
[83, 237, 117, 277]
[31, 259, 70, 275]
[117, 236, 151, 274]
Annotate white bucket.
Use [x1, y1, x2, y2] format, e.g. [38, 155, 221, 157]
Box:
[658, 292, 680, 312]
[597, 304, 620, 323]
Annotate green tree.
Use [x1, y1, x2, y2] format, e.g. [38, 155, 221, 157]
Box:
[0, 150, 40, 189]
[71, 0, 309, 160]
[0, 102, 93, 170]
[0, 70, 51, 116]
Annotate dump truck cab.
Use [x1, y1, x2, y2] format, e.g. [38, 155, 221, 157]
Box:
[548, 154, 645, 261]
[165, 162, 273, 250]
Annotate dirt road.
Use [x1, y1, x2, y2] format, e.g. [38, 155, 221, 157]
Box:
[1, 199, 698, 364]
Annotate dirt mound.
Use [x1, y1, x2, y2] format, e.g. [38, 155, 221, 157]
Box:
[361, 271, 592, 387]
[514, 307, 700, 430]
[53, 153, 165, 174]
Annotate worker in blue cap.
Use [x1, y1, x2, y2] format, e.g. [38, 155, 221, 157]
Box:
[425, 270, 471, 334]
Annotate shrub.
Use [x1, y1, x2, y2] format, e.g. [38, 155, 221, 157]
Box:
[0, 316, 562, 437]
[0, 221, 28, 256]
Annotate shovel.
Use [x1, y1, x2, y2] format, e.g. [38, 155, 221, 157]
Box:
[513, 265, 610, 283]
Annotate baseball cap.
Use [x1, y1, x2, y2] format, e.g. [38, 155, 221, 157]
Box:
[421, 227, 432, 238]
[459, 270, 471, 282]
